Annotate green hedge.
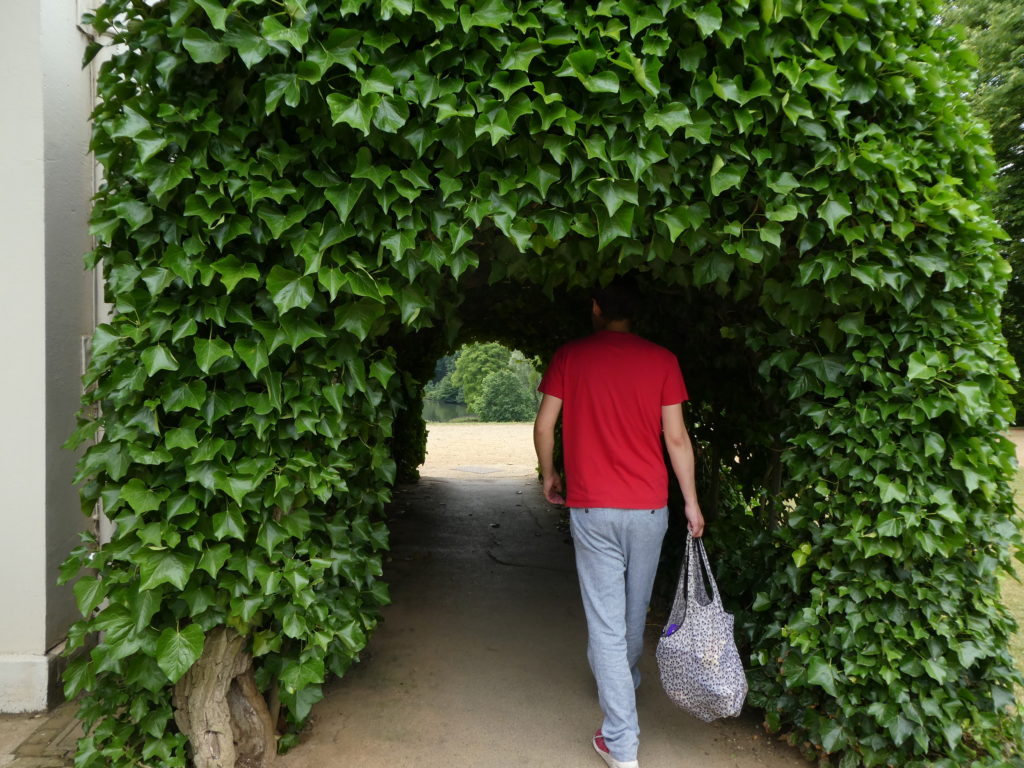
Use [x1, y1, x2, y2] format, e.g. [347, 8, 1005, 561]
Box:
[67, 0, 1023, 765]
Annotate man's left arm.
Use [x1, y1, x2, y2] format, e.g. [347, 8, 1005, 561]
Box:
[663, 403, 704, 537]
[533, 394, 565, 505]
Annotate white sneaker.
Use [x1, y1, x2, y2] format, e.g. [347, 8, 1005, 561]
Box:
[592, 730, 639, 768]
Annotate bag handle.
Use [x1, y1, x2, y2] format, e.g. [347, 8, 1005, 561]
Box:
[664, 533, 721, 631]
[685, 533, 722, 611]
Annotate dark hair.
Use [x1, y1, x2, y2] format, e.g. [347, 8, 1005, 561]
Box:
[592, 280, 640, 322]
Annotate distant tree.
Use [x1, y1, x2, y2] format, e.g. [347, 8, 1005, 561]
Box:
[424, 373, 464, 403]
[424, 352, 464, 403]
[946, 0, 1024, 417]
[451, 342, 510, 410]
[432, 353, 458, 382]
[475, 368, 537, 422]
[508, 350, 542, 408]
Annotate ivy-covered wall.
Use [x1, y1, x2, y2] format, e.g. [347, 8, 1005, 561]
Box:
[67, 0, 1023, 766]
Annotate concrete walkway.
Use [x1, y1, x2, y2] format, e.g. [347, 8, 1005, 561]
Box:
[278, 475, 809, 768]
[0, 473, 810, 768]
[0, 699, 78, 767]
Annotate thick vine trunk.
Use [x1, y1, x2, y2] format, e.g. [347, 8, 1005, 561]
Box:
[172, 627, 277, 768]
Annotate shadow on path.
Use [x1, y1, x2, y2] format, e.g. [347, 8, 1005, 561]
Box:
[278, 476, 810, 768]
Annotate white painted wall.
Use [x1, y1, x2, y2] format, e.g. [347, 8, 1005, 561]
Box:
[0, 0, 97, 711]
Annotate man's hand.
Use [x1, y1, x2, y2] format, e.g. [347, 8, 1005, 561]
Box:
[543, 473, 566, 505]
[685, 500, 705, 538]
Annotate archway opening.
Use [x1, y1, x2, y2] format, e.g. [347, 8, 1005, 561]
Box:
[384, 260, 782, 632]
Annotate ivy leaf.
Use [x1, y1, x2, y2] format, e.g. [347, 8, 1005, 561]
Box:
[372, 95, 410, 133]
[327, 93, 379, 135]
[112, 200, 153, 230]
[197, 543, 232, 578]
[381, 0, 414, 18]
[694, 251, 734, 284]
[709, 163, 747, 197]
[265, 73, 301, 113]
[141, 345, 179, 375]
[78, 441, 129, 482]
[73, 576, 107, 616]
[280, 682, 324, 722]
[807, 655, 839, 696]
[266, 265, 315, 314]
[588, 179, 639, 217]
[344, 270, 387, 303]
[182, 28, 231, 64]
[337, 299, 387, 340]
[149, 157, 194, 198]
[692, 3, 723, 36]
[63, 657, 94, 699]
[121, 478, 163, 514]
[819, 197, 853, 231]
[277, 314, 327, 349]
[165, 425, 199, 450]
[459, 0, 513, 31]
[234, 338, 270, 377]
[222, 23, 272, 68]
[257, 520, 289, 557]
[644, 103, 692, 135]
[361, 65, 396, 95]
[138, 550, 195, 591]
[212, 507, 247, 541]
[955, 381, 986, 420]
[280, 656, 325, 694]
[370, 359, 396, 387]
[194, 0, 229, 31]
[194, 337, 235, 374]
[656, 202, 710, 240]
[324, 180, 366, 221]
[596, 206, 635, 251]
[500, 38, 543, 71]
[261, 14, 308, 52]
[212, 255, 260, 292]
[156, 625, 205, 683]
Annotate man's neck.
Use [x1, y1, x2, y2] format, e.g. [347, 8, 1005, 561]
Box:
[603, 319, 631, 333]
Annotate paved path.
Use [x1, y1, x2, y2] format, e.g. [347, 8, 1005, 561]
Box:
[0, 699, 77, 768]
[278, 475, 809, 768]
[2, 426, 822, 768]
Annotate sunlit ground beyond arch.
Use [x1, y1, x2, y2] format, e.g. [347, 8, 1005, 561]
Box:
[419, 423, 538, 480]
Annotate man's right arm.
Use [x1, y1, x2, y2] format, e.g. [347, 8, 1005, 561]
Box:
[533, 393, 565, 505]
[662, 403, 705, 537]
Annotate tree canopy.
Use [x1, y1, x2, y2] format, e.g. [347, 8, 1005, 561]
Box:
[451, 342, 513, 411]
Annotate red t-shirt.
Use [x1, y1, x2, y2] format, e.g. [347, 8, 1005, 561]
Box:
[538, 330, 688, 509]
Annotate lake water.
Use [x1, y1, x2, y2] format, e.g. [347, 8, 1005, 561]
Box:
[422, 400, 472, 422]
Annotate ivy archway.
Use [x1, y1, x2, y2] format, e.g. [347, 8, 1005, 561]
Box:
[66, 1, 1023, 766]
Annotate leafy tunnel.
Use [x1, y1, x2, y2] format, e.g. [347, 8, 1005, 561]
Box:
[67, 1, 1023, 767]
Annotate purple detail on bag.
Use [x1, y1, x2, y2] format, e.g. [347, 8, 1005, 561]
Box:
[664, 623, 679, 637]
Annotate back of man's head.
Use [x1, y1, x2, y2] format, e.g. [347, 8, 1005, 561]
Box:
[592, 280, 640, 322]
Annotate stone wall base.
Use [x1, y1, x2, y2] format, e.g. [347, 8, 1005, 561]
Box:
[0, 643, 68, 713]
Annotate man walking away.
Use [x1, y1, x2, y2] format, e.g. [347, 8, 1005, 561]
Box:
[533, 281, 704, 768]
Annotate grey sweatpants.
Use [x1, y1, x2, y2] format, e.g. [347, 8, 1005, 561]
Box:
[570, 506, 669, 763]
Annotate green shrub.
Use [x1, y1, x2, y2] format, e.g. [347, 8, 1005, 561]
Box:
[475, 368, 537, 421]
[452, 342, 512, 411]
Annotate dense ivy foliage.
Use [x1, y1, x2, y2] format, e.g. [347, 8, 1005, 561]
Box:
[944, 0, 1024, 420]
[67, 0, 1023, 765]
